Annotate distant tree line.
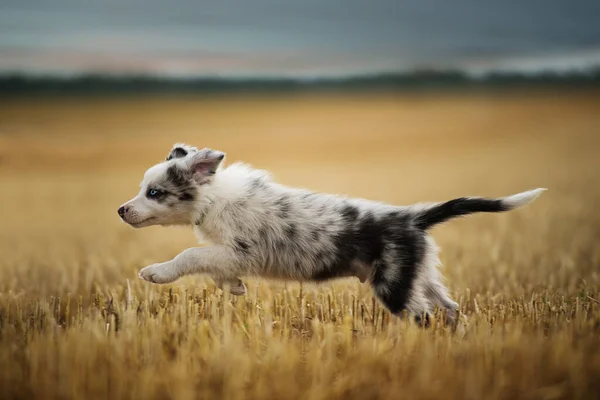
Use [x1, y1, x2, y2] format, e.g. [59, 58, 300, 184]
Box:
[1, 69, 599, 95]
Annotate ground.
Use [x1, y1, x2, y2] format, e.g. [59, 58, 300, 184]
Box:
[0, 89, 599, 399]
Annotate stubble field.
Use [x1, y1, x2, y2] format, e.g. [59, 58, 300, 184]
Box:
[0, 89, 599, 399]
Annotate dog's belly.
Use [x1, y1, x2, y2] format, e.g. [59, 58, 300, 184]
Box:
[255, 263, 311, 281]
[253, 259, 371, 284]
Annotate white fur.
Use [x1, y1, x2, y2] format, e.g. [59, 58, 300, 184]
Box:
[502, 188, 547, 209]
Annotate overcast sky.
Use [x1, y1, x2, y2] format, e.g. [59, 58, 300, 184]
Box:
[1, 0, 599, 76]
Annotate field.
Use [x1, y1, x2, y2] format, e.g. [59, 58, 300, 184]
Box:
[1, 89, 599, 399]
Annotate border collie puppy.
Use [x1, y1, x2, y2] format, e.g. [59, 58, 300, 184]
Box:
[119, 143, 545, 325]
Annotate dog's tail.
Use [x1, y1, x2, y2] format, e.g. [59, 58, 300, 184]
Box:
[412, 188, 546, 230]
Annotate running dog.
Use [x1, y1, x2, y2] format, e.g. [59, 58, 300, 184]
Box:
[118, 143, 545, 324]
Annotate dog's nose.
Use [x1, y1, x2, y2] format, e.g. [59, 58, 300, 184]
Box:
[118, 206, 127, 218]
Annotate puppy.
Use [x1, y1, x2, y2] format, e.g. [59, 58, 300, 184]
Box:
[118, 143, 545, 324]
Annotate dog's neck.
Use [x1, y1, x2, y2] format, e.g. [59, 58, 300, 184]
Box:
[191, 162, 271, 232]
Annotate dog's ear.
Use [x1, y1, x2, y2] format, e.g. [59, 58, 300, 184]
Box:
[166, 143, 198, 161]
[185, 148, 225, 184]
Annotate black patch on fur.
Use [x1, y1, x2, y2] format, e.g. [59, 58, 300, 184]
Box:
[340, 203, 359, 223]
[312, 231, 353, 281]
[258, 225, 269, 239]
[413, 197, 508, 230]
[234, 238, 250, 253]
[178, 192, 195, 202]
[166, 147, 188, 161]
[166, 165, 188, 187]
[371, 214, 426, 314]
[312, 210, 384, 282]
[355, 212, 384, 262]
[285, 223, 297, 239]
[370, 260, 388, 289]
[312, 209, 426, 314]
[165, 165, 196, 202]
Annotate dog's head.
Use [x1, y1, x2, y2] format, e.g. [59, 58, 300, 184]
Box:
[118, 143, 225, 228]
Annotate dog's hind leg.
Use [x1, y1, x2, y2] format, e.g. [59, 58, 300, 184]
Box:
[421, 236, 459, 326]
[370, 260, 432, 327]
[425, 281, 459, 326]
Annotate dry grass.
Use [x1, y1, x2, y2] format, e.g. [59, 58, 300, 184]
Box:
[1, 89, 599, 399]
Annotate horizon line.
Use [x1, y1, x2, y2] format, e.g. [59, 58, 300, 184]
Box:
[2, 65, 600, 82]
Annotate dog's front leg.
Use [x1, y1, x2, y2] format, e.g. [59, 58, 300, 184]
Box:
[138, 245, 245, 287]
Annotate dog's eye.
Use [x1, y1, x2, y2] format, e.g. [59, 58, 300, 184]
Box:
[147, 188, 162, 199]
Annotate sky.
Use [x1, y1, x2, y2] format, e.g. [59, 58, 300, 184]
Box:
[1, 0, 600, 77]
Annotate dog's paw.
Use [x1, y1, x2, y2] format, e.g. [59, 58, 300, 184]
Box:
[229, 280, 247, 296]
[139, 263, 179, 284]
[215, 278, 247, 296]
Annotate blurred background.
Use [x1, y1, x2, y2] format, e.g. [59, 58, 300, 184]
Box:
[0, 0, 599, 293]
